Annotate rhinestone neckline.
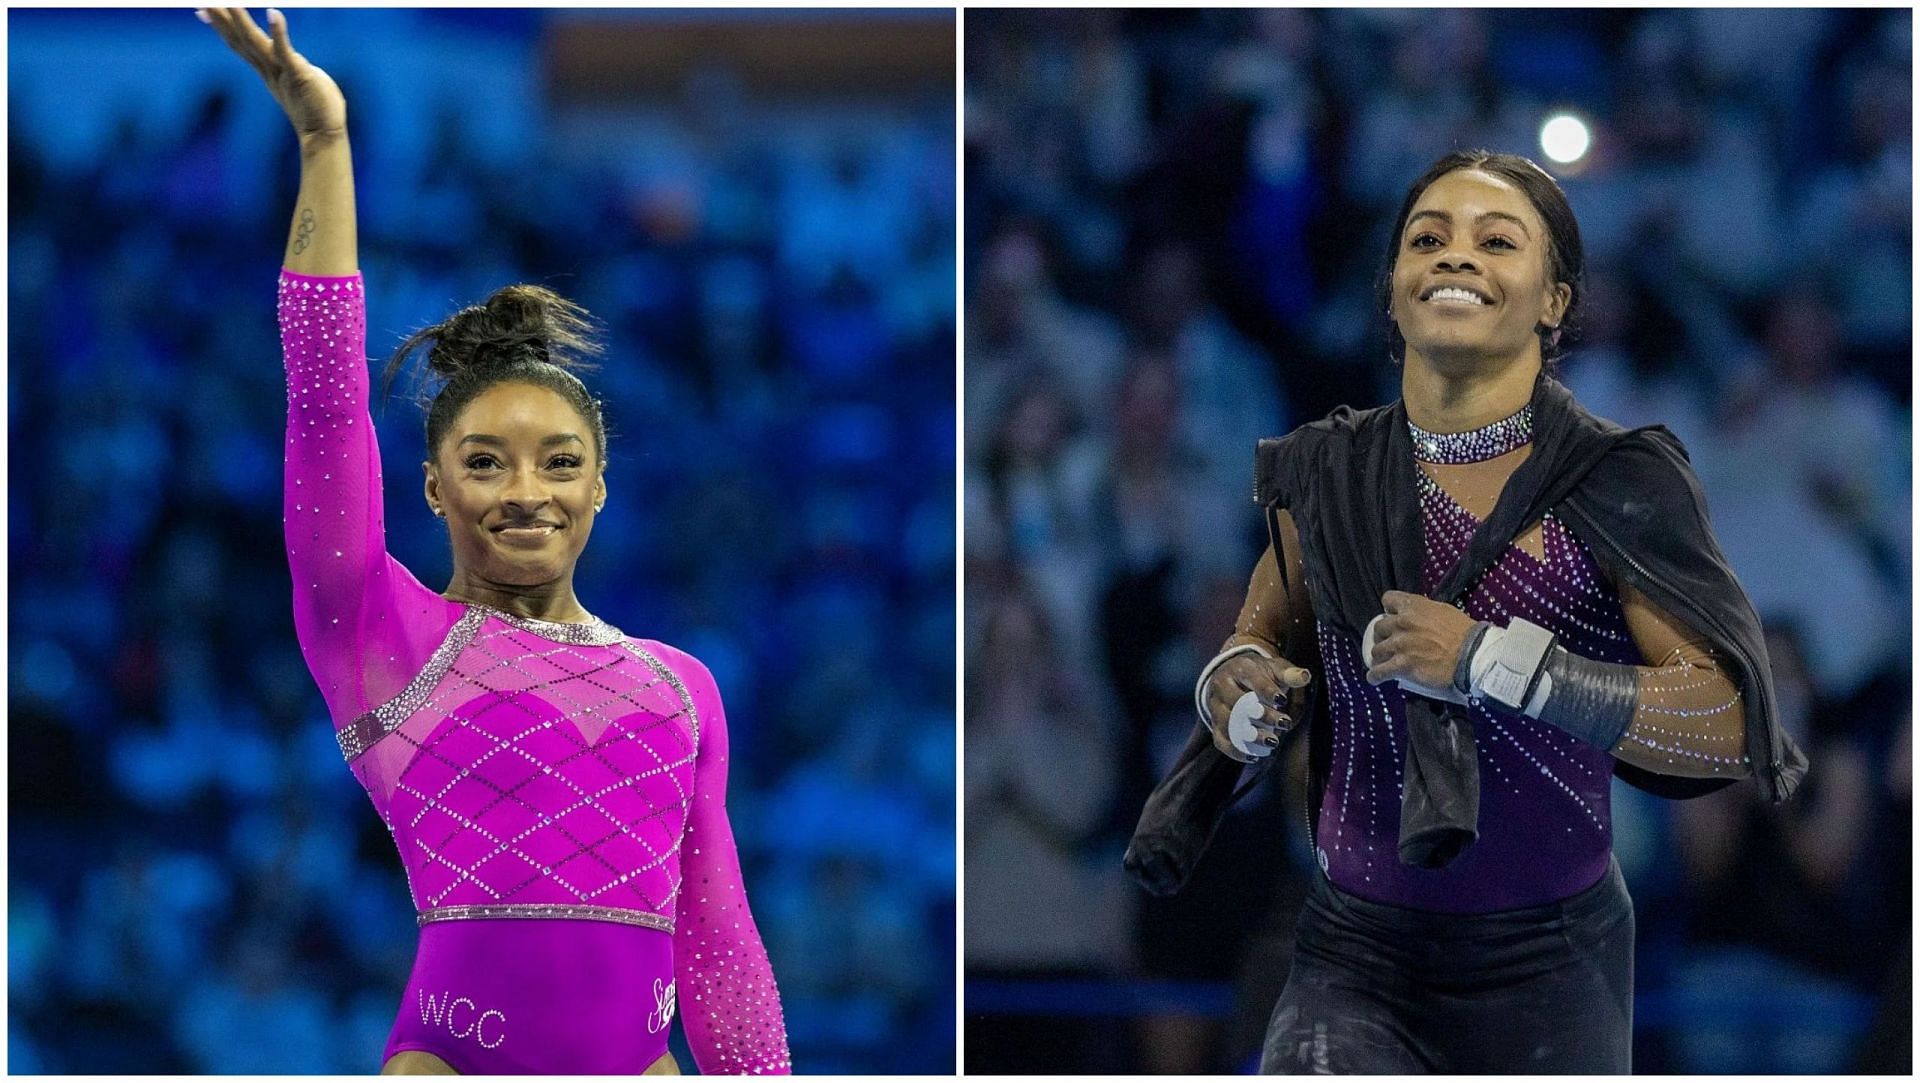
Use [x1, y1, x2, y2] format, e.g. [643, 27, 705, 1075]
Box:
[473, 604, 627, 645]
[1408, 403, 1534, 464]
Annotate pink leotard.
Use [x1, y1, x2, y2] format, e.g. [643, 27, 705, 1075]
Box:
[280, 270, 791, 1074]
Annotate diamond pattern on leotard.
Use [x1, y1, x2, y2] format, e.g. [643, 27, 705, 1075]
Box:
[338, 608, 488, 761]
[351, 612, 699, 927]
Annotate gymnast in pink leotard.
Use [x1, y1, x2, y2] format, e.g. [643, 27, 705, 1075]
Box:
[209, 8, 789, 1074]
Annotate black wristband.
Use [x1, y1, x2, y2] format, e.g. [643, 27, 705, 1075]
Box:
[1452, 620, 1492, 695]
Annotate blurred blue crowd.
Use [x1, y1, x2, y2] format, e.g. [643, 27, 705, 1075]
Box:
[964, 8, 1908, 1074]
[9, 9, 954, 1073]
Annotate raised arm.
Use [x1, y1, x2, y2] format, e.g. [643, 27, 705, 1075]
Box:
[203, 8, 355, 273]
[284, 124, 357, 276]
[663, 647, 792, 1075]
[1197, 508, 1317, 763]
[209, 9, 440, 727]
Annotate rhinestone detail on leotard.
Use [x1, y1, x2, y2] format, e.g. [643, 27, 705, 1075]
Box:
[419, 902, 675, 932]
[1312, 455, 1639, 913]
[483, 606, 627, 646]
[336, 606, 644, 761]
[1409, 403, 1534, 464]
[376, 619, 701, 919]
[338, 608, 487, 761]
[623, 642, 701, 744]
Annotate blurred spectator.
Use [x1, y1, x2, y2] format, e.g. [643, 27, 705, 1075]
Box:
[1684, 290, 1907, 697]
[1855, 702, 1912, 1074]
[1666, 623, 1888, 1072]
[964, 588, 1127, 1073]
[976, 372, 1108, 662]
[965, 224, 1128, 436]
[1123, 242, 1291, 546]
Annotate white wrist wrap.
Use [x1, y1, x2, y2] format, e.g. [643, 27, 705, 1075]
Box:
[1468, 617, 1558, 709]
[1523, 672, 1555, 717]
[1361, 614, 1467, 704]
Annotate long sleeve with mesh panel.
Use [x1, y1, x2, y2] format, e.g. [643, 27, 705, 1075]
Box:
[1607, 582, 1750, 778]
[1418, 454, 1749, 779]
[280, 270, 458, 730]
[655, 643, 792, 1075]
[1227, 507, 1314, 655]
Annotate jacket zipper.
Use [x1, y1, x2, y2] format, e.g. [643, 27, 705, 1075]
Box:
[1304, 760, 1317, 866]
[1300, 679, 1321, 865]
[1558, 502, 1786, 797]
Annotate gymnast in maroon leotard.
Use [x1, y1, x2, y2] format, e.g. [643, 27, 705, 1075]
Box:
[207, 9, 789, 1073]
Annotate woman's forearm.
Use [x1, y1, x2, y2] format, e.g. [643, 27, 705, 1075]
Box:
[201, 8, 353, 273]
[1605, 642, 1750, 778]
[1229, 508, 1313, 654]
[285, 130, 356, 276]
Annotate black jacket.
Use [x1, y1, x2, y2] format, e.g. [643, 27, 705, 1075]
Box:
[1125, 374, 1808, 895]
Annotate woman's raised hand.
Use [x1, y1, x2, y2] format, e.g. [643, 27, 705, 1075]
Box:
[200, 8, 345, 140]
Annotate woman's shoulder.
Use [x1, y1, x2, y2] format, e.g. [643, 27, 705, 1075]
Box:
[1300, 400, 1397, 437]
[1570, 423, 1712, 536]
[1585, 424, 1698, 489]
[625, 636, 720, 693]
[623, 638, 729, 748]
[1254, 401, 1397, 505]
[1263, 401, 1401, 456]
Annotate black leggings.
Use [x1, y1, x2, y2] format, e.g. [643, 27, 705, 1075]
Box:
[1261, 856, 1634, 1074]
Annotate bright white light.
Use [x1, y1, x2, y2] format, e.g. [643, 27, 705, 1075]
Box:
[1539, 113, 1591, 165]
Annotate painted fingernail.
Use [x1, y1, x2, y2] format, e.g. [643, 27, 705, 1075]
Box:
[268, 8, 282, 22]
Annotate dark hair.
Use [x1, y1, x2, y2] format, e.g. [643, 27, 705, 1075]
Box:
[383, 284, 608, 463]
[1377, 149, 1585, 366]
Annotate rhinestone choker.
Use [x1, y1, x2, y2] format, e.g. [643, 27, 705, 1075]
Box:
[1408, 403, 1534, 464]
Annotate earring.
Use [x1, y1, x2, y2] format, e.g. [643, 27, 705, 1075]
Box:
[433, 508, 445, 519]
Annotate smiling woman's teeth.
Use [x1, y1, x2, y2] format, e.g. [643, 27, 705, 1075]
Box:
[1427, 287, 1487, 305]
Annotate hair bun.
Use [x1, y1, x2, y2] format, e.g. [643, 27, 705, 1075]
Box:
[415, 284, 603, 380]
[381, 283, 612, 460]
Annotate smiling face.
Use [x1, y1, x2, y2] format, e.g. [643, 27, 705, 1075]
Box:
[1387, 168, 1571, 375]
[424, 381, 606, 592]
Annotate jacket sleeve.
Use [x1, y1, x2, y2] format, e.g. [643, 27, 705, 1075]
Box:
[1575, 428, 1808, 801]
[1122, 722, 1252, 896]
[1124, 434, 1314, 896]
